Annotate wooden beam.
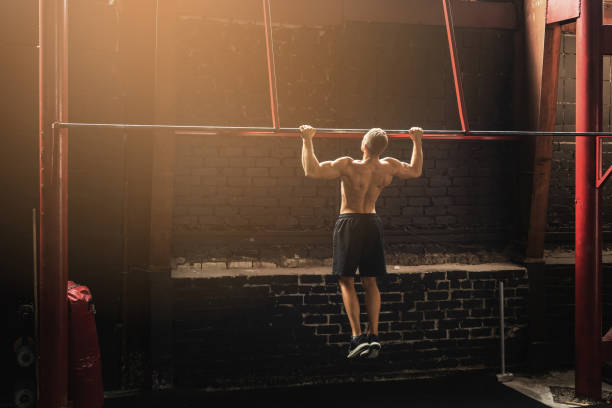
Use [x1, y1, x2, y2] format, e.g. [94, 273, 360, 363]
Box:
[525, 24, 561, 261]
[150, 1, 176, 270]
[176, 0, 517, 30]
[524, 0, 548, 131]
[149, 0, 177, 391]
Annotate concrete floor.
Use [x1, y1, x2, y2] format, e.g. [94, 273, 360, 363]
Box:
[104, 372, 553, 408]
[504, 370, 612, 408]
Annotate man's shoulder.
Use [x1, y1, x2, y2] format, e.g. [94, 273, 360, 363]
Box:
[378, 157, 402, 176]
[380, 157, 402, 167]
[334, 156, 355, 166]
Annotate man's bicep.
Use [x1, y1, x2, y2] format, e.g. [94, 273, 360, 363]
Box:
[399, 165, 420, 179]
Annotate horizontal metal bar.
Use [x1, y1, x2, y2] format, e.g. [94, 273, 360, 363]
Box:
[53, 122, 462, 134]
[51, 122, 507, 140]
[53, 122, 277, 132]
[52, 122, 612, 138]
[468, 130, 612, 136]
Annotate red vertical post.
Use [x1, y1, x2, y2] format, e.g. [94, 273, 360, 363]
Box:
[262, 0, 280, 129]
[575, 0, 602, 399]
[442, 0, 470, 132]
[39, 0, 69, 407]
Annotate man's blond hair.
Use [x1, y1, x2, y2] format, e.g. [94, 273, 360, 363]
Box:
[363, 128, 388, 156]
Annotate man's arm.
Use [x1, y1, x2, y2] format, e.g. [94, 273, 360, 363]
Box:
[385, 127, 423, 179]
[300, 125, 350, 179]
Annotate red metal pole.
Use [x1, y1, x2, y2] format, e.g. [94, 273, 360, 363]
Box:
[442, 0, 470, 132]
[262, 0, 280, 129]
[39, 0, 69, 406]
[575, 0, 603, 399]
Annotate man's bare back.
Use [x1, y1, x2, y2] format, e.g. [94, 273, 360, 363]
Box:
[299, 125, 423, 213]
[338, 157, 396, 213]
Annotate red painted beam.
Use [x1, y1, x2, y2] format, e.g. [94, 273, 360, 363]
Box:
[596, 136, 612, 188]
[443, 0, 470, 132]
[262, 0, 279, 129]
[575, 0, 603, 400]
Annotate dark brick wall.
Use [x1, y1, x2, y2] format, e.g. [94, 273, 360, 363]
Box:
[535, 263, 612, 366]
[549, 34, 612, 239]
[173, 135, 519, 262]
[172, 15, 519, 259]
[175, 9, 514, 130]
[174, 137, 517, 232]
[172, 267, 528, 388]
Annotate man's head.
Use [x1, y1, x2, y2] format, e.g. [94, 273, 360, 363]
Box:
[361, 128, 388, 156]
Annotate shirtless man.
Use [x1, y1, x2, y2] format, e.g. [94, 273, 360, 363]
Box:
[299, 124, 423, 359]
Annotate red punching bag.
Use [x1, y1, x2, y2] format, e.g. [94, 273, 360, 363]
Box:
[67, 281, 104, 408]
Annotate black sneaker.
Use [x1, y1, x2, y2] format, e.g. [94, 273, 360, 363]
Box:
[366, 334, 381, 358]
[347, 334, 369, 359]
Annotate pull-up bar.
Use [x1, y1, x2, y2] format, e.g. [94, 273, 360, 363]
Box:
[53, 121, 612, 140]
[52, 121, 489, 139]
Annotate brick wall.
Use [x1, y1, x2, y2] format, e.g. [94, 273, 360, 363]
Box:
[549, 34, 612, 239]
[172, 16, 519, 261]
[175, 18, 514, 130]
[173, 135, 519, 263]
[172, 266, 528, 388]
[534, 263, 612, 366]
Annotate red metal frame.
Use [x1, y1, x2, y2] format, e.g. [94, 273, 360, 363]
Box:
[596, 136, 612, 187]
[443, 0, 470, 132]
[575, 0, 603, 399]
[262, 0, 280, 129]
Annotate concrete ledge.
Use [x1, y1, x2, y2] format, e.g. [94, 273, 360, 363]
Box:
[544, 249, 612, 265]
[171, 262, 525, 278]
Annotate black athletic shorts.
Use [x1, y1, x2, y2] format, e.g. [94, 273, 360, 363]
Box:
[332, 213, 387, 277]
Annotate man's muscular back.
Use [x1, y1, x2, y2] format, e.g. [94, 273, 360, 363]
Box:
[335, 157, 394, 214]
[299, 125, 423, 214]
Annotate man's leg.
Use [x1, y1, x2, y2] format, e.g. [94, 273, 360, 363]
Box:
[338, 276, 361, 336]
[362, 276, 382, 358]
[362, 277, 380, 335]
